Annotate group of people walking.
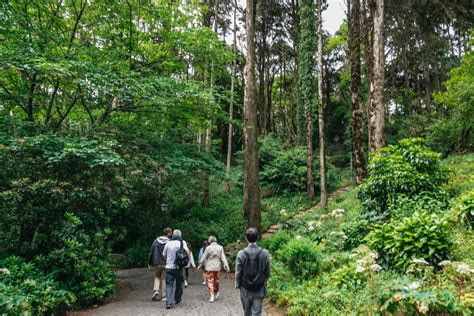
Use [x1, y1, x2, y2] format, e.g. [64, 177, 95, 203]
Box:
[148, 227, 271, 315]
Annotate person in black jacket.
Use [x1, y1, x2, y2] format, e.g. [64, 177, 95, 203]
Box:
[148, 227, 172, 301]
[235, 227, 271, 316]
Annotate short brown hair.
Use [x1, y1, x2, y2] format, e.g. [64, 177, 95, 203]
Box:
[163, 227, 172, 236]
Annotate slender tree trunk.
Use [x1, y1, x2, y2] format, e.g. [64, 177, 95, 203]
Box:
[202, 1, 219, 207]
[368, 0, 385, 151]
[243, 0, 261, 230]
[225, 0, 238, 193]
[317, 0, 327, 207]
[349, 0, 367, 185]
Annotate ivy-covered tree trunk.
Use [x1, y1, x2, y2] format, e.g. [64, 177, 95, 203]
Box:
[225, 0, 237, 193]
[243, 0, 261, 230]
[298, 0, 317, 199]
[368, 0, 386, 151]
[317, 0, 328, 207]
[349, 0, 367, 184]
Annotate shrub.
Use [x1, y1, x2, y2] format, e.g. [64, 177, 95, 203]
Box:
[381, 278, 468, 315]
[358, 138, 448, 221]
[121, 243, 150, 269]
[259, 231, 291, 254]
[341, 218, 369, 250]
[387, 192, 450, 220]
[365, 211, 452, 271]
[277, 239, 322, 279]
[260, 146, 336, 194]
[450, 189, 474, 229]
[0, 256, 75, 315]
[36, 213, 116, 308]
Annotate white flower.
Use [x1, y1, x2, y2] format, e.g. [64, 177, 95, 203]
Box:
[330, 231, 338, 236]
[331, 208, 345, 217]
[308, 226, 315, 232]
[0, 268, 10, 275]
[368, 252, 379, 260]
[356, 265, 365, 273]
[417, 303, 429, 314]
[296, 235, 302, 240]
[370, 264, 382, 272]
[438, 260, 451, 267]
[456, 263, 473, 275]
[412, 258, 429, 265]
[280, 209, 288, 216]
[408, 281, 420, 291]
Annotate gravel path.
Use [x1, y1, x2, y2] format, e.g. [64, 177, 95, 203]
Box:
[75, 268, 243, 316]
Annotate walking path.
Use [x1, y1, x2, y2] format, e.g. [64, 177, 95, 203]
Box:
[71, 268, 242, 316]
[70, 185, 353, 316]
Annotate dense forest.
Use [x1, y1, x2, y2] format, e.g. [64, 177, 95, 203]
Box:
[0, 0, 473, 314]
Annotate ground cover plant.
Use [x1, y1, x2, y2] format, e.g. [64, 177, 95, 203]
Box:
[266, 141, 474, 315]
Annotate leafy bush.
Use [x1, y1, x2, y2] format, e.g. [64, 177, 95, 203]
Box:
[341, 218, 369, 250]
[387, 192, 449, 220]
[121, 243, 150, 269]
[259, 231, 291, 254]
[0, 256, 75, 315]
[277, 239, 322, 279]
[36, 213, 116, 308]
[366, 211, 452, 271]
[450, 189, 474, 229]
[358, 138, 448, 221]
[381, 278, 468, 315]
[261, 146, 336, 193]
[0, 133, 128, 259]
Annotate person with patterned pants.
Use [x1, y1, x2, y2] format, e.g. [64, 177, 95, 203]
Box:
[198, 235, 230, 302]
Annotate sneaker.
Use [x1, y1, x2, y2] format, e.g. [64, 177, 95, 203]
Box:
[161, 297, 167, 301]
[166, 304, 172, 309]
[209, 294, 215, 303]
[151, 291, 159, 301]
[184, 280, 188, 288]
[201, 281, 206, 285]
[215, 292, 220, 300]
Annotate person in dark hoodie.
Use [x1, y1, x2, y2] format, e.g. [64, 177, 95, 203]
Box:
[148, 227, 172, 301]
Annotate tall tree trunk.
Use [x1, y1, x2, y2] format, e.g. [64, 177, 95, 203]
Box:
[225, 0, 238, 193]
[317, 0, 327, 207]
[202, 1, 219, 207]
[349, 0, 367, 185]
[243, 0, 261, 230]
[368, 0, 385, 152]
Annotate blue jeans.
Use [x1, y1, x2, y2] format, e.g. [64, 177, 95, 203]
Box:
[166, 268, 184, 305]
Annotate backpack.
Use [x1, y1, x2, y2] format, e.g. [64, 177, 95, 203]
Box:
[242, 248, 265, 292]
[174, 240, 189, 269]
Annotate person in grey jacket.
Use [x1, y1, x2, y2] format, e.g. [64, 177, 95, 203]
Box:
[235, 227, 271, 316]
[148, 227, 172, 301]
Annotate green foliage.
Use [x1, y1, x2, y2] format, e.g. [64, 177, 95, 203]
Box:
[381, 278, 468, 315]
[277, 239, 322, 279]
[35, 213, 115, 308]
[341, 218, 369, 250]
[387, 192, 450, 220]
[0, 132, 128, 259]
[358, 138, 448, 222]
[121, 244, 150, 269]
[450, 189, 474, 229]
[0, 256, 75, 315]
[429, 31, 474, 155]
[260, 146, 336, 193]
[366, 211, 452, 271]
[259, 231, 291, 254]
